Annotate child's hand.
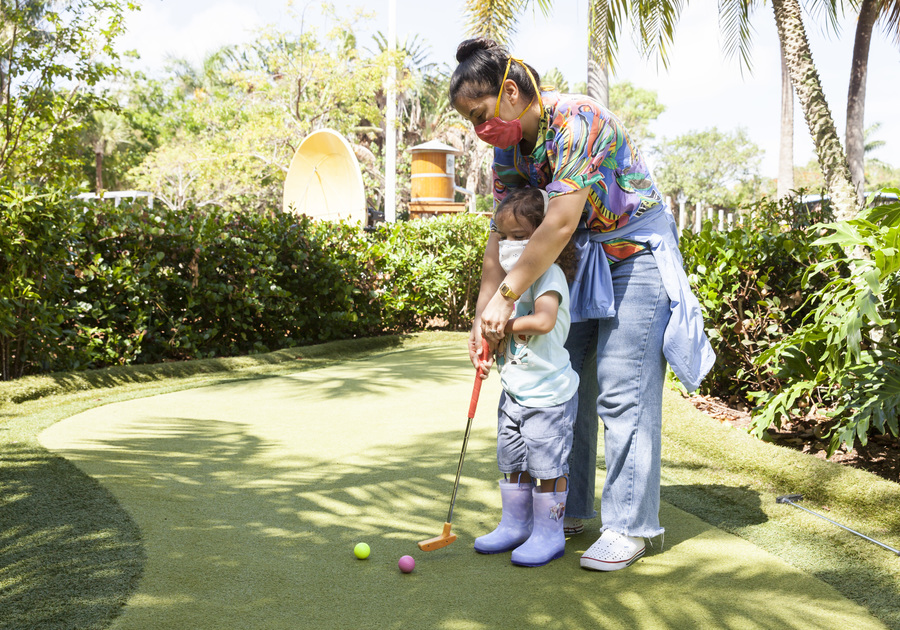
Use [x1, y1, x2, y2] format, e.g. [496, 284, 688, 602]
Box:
[468, 325, 485, 371]
[478, 344, 496, 379]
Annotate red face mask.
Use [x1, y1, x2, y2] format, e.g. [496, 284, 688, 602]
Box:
[474, 114, 527, 149]
[473, 57, 538, 149]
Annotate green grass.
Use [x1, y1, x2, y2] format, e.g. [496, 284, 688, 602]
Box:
[658, 398, 900, 629]
[1, 331, 898, 629]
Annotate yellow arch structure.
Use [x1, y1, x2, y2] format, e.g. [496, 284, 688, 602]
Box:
[282, 129, 366, 224]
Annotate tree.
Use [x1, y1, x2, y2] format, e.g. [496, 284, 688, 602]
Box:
[846, 0, 899, 200]
[0, 0, 135, 186]
[463, 1, 681, 107]
[717, 0, 860, 219]
[653, 127, 764, 209]
[777, 48, 795, 199]
[769, 0, 859, 221]
[84, 110, 130, 191]
[127, 9, 395, 213]
[608, 80, 665, 147]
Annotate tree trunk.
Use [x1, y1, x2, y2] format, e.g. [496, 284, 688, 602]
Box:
[771, 0, 859, 221]
[587, 0, 609, 107]
[846, 0, 879, 202]
[777, 48, 794, 199]
[95, 150, 103, 192]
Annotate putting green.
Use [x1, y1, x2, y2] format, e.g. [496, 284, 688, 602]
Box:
[39, 345, 887, 630]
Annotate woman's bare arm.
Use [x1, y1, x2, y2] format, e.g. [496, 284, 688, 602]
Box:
[478, 187, 587, 344]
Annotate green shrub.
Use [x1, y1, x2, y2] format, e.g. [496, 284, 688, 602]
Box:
[371, 213, 489, 331]
[679, 195, 832, 404]
[116, 205, 384, 361]
[0, 186, 83, 378]
[751, 189, 900, 454]
[2, 191, 489, 380]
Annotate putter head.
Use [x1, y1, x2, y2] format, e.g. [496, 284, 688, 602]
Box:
[776, 493, 804, 503]
[417, 522, 457, 551]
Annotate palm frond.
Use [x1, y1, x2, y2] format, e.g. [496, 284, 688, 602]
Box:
[876, 0, 900, 47]
[629, 0, 685, 69]
[803, 0, 843, 38]
[718, 0, 756, 73]
[463, 0, 527, 45]
[588, 0, 629, 72]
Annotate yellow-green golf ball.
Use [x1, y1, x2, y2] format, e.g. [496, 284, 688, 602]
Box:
[354, 543, 370, 560]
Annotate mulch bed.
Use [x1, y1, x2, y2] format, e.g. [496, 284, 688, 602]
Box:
[688, 394, 900, 484]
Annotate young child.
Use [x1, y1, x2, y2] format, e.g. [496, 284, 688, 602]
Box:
[475, 186, 579, 567]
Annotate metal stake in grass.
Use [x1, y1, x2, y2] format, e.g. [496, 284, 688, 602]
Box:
[418, 340, 489, 552]
[776, 494, 900, 556]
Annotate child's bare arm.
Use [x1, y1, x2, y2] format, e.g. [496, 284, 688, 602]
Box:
[504, 291, 560, 336]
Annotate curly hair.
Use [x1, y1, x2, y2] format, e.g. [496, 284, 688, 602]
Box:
[494, 187, 578, 283]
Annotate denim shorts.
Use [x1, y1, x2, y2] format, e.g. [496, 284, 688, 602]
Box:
[496, 391, 577, 480]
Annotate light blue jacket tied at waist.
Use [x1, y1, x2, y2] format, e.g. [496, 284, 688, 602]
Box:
[568, 206, 716, 392]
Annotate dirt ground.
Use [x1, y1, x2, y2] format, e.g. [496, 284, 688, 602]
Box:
[688, 394, 900, 484]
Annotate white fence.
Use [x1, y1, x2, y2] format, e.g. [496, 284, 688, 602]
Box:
[75, 190, 155, 208]
[668, 196, 734, 233]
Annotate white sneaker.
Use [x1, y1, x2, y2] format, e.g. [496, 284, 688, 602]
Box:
[563, 517, 584, 535]
[580, 529, 645, 571]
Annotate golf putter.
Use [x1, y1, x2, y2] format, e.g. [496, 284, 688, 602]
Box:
[777, 494, 900, 556]
[418, 338, 490, 551]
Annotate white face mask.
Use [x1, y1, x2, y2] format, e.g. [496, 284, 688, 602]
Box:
[498, 239, 529, 273]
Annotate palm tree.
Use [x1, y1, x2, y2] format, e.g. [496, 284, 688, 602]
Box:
[85, 111, 130, 192]
[541, 68, 569, 92]
[846, 0, 900, 199]
[770, 0, 858, 220]
[463, 0, 532, 43]
[588, 1, 610, 105]
[463, 0, 681, 108]
[462, 0, 860, 219]
[777, 47, 795, 199]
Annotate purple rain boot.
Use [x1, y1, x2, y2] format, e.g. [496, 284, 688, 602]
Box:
[474, 479, 534, 554]
[510, 487, 567, 567]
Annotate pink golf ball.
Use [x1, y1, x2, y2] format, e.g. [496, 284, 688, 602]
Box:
[398, 555, 415, 573]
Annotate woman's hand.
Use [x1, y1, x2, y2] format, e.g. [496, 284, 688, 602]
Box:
[480, 292, 516, 348]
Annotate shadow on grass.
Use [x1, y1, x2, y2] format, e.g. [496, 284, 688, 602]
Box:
[0, 335, 407, 405]
[661, 483, 769, 532]
[29, 368, 888, 630]
[0, 444, 144, 630]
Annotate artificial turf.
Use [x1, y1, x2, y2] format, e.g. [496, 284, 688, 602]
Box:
[2, 333, 898, 629]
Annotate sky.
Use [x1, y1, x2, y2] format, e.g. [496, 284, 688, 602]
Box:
[119, 0, 900, 178]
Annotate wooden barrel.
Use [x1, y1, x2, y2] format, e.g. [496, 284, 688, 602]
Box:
[410, 151, 454, 202]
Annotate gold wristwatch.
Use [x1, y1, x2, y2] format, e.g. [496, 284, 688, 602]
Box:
[499, 282, 520, 301]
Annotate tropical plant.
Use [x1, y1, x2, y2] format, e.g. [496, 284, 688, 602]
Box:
[84, 110, 131, 191]
[679, 193, 833, 403]
[127, 9, 396, 213]
[751, 189, 900, 455]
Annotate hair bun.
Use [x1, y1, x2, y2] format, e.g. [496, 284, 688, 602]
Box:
[456, 37, 503, 63]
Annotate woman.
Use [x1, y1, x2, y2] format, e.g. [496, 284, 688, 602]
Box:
[450, 38, 715, 571]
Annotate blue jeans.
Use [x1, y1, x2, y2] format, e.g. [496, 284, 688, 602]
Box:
[564, 251, 669, 538]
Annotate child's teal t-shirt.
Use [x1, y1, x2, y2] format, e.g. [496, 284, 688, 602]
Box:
[496, 264, 580, 407]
